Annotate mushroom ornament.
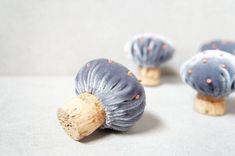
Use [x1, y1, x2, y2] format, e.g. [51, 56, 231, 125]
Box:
[57, 58, 146, 141]
[180, 50, 235, 116]
[125, 34, 175, 86]
[200, 39, 235, 55]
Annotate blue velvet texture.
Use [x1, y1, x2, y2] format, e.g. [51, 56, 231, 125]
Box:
[180, 50, 235, 98]
[75, 58, 146, 131]
[200, 40, 235, 55]
[125, 34, 175, 67]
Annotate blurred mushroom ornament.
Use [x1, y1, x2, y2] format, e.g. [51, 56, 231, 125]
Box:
[125, 33, 175, 86]
[57, 58, 146, 141]
[180, 50, 235, 116]
[200, 39, 235, 55]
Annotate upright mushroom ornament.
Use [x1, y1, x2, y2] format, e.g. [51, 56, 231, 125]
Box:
[57, 58, 146, 140]
[180, 50, 235, 116]
[125, 34, 175, 86]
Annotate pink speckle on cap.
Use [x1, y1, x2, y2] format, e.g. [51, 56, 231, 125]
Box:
[161, 44, 168, 49]
[220, 64, 227, 68]
[206, 78, 213, 85]
[211, 43, 218, 49]
[187, 69, 192, 75]
[147, 48, 151, 53]
[202, 58, 208, 64]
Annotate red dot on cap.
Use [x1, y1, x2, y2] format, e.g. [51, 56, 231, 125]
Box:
[202, 58, 208, 64]
[211, 43, 218, 49]
[161, 44, 168, 49]
[132, 95, 140, 100]
[135, 95, 140, 100]
[127, 71, 133, 76]
[108, 59, 113, 64]
[206, 78, 212, 84]
[220, 64, 227, 68]
[147, 48, 152, 53]
[187, 69, 192, 75]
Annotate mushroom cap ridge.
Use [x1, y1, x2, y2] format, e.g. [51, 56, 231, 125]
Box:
[125, 33, 175, 68]
[180, 50, 235, 97]
[75, 58, 146, 131]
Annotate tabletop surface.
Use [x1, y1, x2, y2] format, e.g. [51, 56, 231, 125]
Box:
[0, 76, 235, 156]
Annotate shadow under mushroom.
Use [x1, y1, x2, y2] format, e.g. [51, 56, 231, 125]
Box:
[80, 111, 162, 143]
[226, 96, 235, 115]
[80, 129, 113, 143]
[161, 66, 181, 84]
[124, 111, 163, 135]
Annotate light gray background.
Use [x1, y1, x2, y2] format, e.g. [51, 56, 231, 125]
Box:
[1, 0, 235, 75]
[1, 1, 235, 156]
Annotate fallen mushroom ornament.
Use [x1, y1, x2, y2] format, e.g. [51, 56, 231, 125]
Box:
[200, 39, 235, 55]
[57, 58, 146, 141]
[125, 33, 175, 86]
[180, 50, 235, 116]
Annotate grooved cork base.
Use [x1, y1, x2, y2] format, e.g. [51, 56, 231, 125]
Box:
[57, 93, 105, 141]
[138, 67, 161, 86]
[194, 93, 225, 116]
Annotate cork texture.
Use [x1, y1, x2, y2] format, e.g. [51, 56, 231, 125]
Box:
[194, 93, 225, 116]
[57, 93, 105, 140]
[138, 67, 161, 86]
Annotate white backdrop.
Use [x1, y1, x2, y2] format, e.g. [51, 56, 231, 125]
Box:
[0, 0, 235, 75]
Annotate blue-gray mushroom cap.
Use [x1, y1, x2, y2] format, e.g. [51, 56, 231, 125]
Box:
[75, 58, 146, 132]
[180, 50, 235, 98]
[200, 40, 235, 55]
[125, 34, 175, 68]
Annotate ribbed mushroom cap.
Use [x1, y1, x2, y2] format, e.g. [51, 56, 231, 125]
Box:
[125, 34, 175, 68]
[180, 50, 235, 98]
[200, 40, 235, 55]
[75, 58, 146, 131]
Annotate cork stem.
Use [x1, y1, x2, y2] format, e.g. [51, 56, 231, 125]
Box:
[194, 93, 225, 116]
[138, 67, 161, 86]
[57, 93, 105, 141]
